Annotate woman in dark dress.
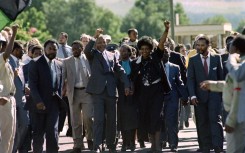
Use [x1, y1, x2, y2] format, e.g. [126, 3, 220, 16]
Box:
[117, 44, 138, 151]
[131, 21, 171, 152]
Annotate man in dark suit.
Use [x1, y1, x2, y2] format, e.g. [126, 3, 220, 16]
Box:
[187, 36, 224, 153]
[161, 47, 188, 152]
[84, 29, 130, 153]
[165, 37, 187, 85]
[29, 39, 63, 153]
[8, 41, 29, 153]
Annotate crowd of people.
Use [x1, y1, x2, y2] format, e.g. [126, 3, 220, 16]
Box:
[0, 21, 245, 153]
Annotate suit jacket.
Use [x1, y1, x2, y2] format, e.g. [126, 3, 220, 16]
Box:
[62, 54, 91, 104]
[187, 53, 223, 103]
[167, 62, 188, 101]
[169, 51, 187, 85]
[29, 55, 63, 112]
[84, 39, 130, 97]
[8, 55, 26, 107]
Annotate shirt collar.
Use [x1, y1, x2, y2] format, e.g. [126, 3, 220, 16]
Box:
[10, 54, 18, 63]
[44, 54, 53, 64]
[200, 51, 210, 59]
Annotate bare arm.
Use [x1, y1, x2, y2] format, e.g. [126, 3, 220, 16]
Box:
[3, 25, 18, 61]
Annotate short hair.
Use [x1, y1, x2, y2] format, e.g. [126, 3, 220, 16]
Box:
[127, 28, 138, 35]
[197, 35, 210, 45]
[80, 34, 91, 39]
[60, 32, 68, 39]
[31, 45, 43, 54]
[71, 40, 83, 48]
[44, 39, 59, 49]
[175, 44, 185, 53]
[225, 35, 235, 44]
[13, 41, 23, 51]
[242, 27, 245, 35]
[120, 44, 132, 56]
[137, 36, 154, 51]
[231, 35, 245, 53]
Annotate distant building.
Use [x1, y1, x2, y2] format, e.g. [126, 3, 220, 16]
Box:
[174, 23, 232, 49]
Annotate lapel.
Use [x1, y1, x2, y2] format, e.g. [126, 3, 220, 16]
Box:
[208, 53, 215, 78]
[69, 57, 76, 85]
[40, 55, 53, 87]
[81, 54, 91, 76]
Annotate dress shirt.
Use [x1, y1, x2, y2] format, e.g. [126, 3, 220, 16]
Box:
[74, 56, 88, 88]
[56, 44, 72, 59]
[0, 53, 16, 97]
[44, 55, 57, 88]
[162, 61, 170, 79]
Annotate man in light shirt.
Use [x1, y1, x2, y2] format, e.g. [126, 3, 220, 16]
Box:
[0, 25, 18, 153]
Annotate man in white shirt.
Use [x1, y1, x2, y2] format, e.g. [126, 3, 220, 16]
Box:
[62, 40, 93, 153]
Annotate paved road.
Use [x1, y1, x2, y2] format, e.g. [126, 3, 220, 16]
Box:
[32, 118, 226, 153]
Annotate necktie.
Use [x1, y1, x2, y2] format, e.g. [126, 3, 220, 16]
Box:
[48, 61, 55, 88]
[203, 56, 208, 76]
[62, 45, 68, 58]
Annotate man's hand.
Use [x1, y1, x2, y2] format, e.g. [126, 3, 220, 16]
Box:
[94, 28, 103, 39]
[191, 98, 198, 106]
[12, 24, 19, 34]
[25, 86, 30, 95]
[125, 87, 130, 96]
[0, 97, 9, 106]
[163, 20, 170, 30]
[200, 81, 211, 91]
[36, 102, 46, 110]
[181, 99, 189, 106]
[224, 124, 234, 133]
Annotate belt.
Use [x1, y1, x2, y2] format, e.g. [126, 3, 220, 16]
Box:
[74, 87, 85, 90]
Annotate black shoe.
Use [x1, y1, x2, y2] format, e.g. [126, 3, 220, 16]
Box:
[214, 147, 223, 153]
[196, 148, 202, 152]
[66, 128, 73, 137]
[185, 121, 189, 128]
[93, 146, 101, 153]
[139, 141, 146, 148]
[129, 144, 135, 151]
[70, 148, 81, 153]
[170, 147, 178, 152]
[121, 144, 126, 152]
[109, 148, 117, 153]
[87, 140, 93, 151]
[162, 141, 167, 149]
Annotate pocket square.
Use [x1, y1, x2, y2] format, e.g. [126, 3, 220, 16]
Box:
[213, 67, 217, 70]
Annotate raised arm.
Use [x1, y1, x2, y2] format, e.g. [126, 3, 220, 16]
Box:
[158, 20, 170, 51]
[3, 25, 18, 60]
[84, 28, 103, 60]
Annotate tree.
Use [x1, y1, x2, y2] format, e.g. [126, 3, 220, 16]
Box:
[121, 0, 171, 39]
[174, 3, 190, 25]
[202, 15, 228, 24]
[42, 0, 123, 43]
[15, 7, 52, 43]
[236, 19, 245, 33]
